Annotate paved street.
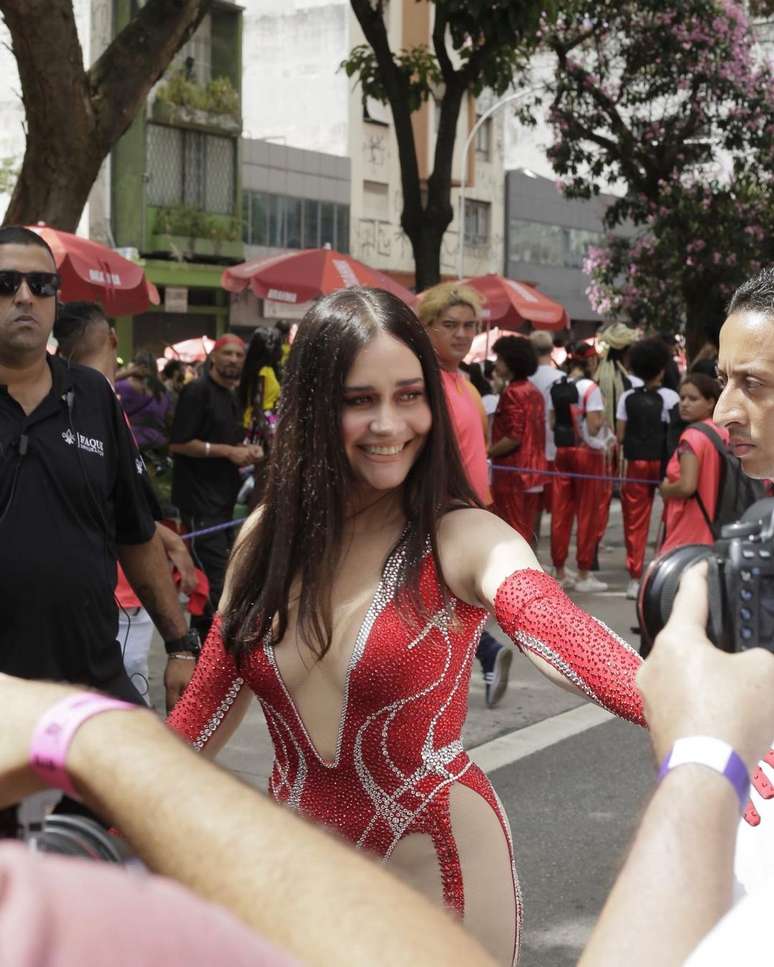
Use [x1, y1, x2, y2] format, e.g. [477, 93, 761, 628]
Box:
[150, 496, 660, 965]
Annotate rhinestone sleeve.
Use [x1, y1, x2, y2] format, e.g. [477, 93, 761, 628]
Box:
[494, 568, 645, 726]
[166, 614, 245, 750]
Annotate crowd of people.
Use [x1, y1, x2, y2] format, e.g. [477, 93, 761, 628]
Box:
[2, 220, 774, 965]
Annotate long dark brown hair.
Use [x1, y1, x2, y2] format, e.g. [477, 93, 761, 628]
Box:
[222, 286, 480, 660]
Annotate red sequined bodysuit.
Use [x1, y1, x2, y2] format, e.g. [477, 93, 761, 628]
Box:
[168, 545, 644, 966]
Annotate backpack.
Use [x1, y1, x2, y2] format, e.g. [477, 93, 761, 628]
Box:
[689, 423, 766, 538]
[663, 400, 685, 473]
[551, 377, 597, 448]
[623, 387, 665, 461]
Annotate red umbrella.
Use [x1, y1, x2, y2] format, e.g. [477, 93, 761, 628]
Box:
[221, 247, 416, 307]
[460, 274, 569, 331]
[28, 223, 160, 315]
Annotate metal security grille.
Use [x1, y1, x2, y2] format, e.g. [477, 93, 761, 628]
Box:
[204, 134, 235, 214]
[147, 124, 183, 207]
[183, 132, 205, 208]
[146, 123, 235, 214]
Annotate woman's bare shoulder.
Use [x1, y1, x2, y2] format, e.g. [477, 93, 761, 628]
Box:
[437, 506, 494, 540]
[436, 508, 540, 606]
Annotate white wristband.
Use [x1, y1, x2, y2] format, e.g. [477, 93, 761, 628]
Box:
[204, 441, 211, 457]
[658, 736, 750, 810]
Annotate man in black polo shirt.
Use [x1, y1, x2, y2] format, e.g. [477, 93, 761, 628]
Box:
[170, 334, 261, 637]
[0, 226, 192, 704]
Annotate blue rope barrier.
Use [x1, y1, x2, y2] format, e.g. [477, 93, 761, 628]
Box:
[179, 465, 658, 542]
[181, 518, 244, 541]
[490, 463, 661, 486]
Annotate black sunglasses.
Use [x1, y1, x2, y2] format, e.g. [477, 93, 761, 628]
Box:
[0, 270, 60, 298]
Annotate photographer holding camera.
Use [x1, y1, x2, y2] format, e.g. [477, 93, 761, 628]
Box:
[581, 562, 774, 965]
[582, 267, 774, 965]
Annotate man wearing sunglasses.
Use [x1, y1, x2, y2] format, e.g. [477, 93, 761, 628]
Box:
[0, 226, 191, 725]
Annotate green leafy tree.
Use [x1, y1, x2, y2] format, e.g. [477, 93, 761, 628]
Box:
[0, 0, 213, 231]
[342, 0, 554, 291]
[543, 0, 774, 355]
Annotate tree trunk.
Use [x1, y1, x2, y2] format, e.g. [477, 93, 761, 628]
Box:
[683, 278, 725, 362]
[406, 221, 446, 292]
[6, 132, 108, 231]
[1, 0, 212, 230]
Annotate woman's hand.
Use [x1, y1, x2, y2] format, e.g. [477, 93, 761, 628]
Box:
[165, 657, 196, 712]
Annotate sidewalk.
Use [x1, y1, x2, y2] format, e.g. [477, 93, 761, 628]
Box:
[149, 494, 661, 787]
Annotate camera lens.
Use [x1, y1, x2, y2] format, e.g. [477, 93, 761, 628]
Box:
[637, 544, 715, 657]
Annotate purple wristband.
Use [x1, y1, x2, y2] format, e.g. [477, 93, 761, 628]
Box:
[658, 736, 750, 811]
[29, 693, 137, 800]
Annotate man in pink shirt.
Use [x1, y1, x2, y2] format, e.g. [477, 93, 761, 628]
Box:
[418, 281, 512, 707]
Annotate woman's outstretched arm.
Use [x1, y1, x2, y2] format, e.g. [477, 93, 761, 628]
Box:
[439, 508, 645, 725]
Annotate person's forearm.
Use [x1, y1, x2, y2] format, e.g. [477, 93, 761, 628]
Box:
[489, 435, 519, 458]
[580, 767, 738, 967]
[169, 439, 232, 459]
[660, 479, 694, 499]
[68, 712, 494, 967]
[118, 533, 188, 641]
[155, 523, 197, 593]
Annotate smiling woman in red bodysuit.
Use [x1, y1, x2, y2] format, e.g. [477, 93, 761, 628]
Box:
[167, 287, 645, 966]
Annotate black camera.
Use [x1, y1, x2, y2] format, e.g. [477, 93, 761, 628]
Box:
[638, 499, 774, 657]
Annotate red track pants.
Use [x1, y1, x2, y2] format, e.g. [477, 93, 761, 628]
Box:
[492, 471, 542, 546]
[541, 460, 555, 513]
[550, 447, 606, 572]
[620, 459, 661, 579]
[594, 447, 617, 547]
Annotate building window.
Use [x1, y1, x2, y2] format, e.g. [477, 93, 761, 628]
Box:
[565, 226, 603, 269]
[464, 199, 490, 246]
[474, 117, 492, 162]
[303, 199, 319, 249]
[146, 123, 236, 214]
[507, 218, 604, 269]
[243, 190, 350, 253]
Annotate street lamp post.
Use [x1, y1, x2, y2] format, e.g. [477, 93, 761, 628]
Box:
[457, 86, 542, 280]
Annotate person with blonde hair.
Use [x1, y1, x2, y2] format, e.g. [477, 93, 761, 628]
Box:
[590, 323, 638, 564]
[529, 330, 563, 532]
[417, 281, 511, 705]
[596, 323, 639, 429]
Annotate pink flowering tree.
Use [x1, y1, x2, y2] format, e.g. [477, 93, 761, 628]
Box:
[543, 0, 774, 356]
[584, 177, 774, 347]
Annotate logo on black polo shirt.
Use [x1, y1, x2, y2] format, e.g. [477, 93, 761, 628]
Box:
[61, 428, 105, 457]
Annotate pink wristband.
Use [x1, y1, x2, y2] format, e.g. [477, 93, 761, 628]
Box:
[29, 693, 138, 799]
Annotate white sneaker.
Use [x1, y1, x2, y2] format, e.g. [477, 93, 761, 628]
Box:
[574, 575, 608, 593]
[551, 568, 576, 590]
[626, 579, 640, 600]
